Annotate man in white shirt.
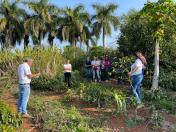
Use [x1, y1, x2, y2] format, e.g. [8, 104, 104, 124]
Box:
[64, 60, 72, 87]
[91, 57, 101, 82]
[18, 58, 40, 118]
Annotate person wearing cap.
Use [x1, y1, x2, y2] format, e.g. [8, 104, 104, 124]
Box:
[17, 58, 40, 118]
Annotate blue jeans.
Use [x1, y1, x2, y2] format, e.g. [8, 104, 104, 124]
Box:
[18, 84, 30, 114]
[86, 68, 92, 81]
[131, 74, 143, 104]
[93, 69, 101, 81]
[105, 67, 110, 80]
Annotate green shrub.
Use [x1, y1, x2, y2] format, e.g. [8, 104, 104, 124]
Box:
[111, 56, 135, 81]
[113, 90, 126, 114]
[150, 110, 164, 130]
[31, 71, 84, 92]
[88, 46, 117, 59]
[0, 101, 22, 132]
[29, 96, 103, 131]
[159, 70, 176, 91]
[125, 115, 144, 128]
[31, 74, 66, 92]
[63, 46, 85, 69]
[71, 71, 85, 88]
[144, 90, 176, 114]
[82, 83, 113, 107]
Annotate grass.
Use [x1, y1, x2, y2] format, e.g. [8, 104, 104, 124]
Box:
[28, 94, 106, 131]
[1, 76, 176, 131]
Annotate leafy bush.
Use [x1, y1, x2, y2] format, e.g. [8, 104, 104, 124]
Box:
[144, 90, 176, 114]
[80, 83, 130, 113]
[0, 101, 22, 132]
[31, 74, 66, 92]
[159, 70, 176, 91]
[111, 56, 135, 82]
[88, 46, 117, 59]
[125, 115, 144, 128]
[150, 110, 164, 130]
[63, 89, 77, 102]
[31, 71, 84, 91]
[113, 90, 126, 114]
[63, 46, 85, 70]
[29, 96, 103, 131]
[71, 70, 85, 88]
[81, 83, 113, 107]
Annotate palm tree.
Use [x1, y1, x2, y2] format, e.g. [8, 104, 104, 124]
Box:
[47, 13, 62, 47]
[58, 5, 90, 47]
[92, 3, 119, 48]
[0, 0, 26, 48]
[24, 0, 59, 47]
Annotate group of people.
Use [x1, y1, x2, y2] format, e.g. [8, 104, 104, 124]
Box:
[17, 51, 147, 118]
[85, 56, 111, 82]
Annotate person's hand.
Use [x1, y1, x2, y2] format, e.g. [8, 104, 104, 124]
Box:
[128, 72, 131, 77]
[35, 72, 41, 78]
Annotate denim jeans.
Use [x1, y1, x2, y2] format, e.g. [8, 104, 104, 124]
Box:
[105, 67, 110, 80]
[131, 74, 143, 104]
[86, 68, 92, 81]
[93, 69, 101, 81]
[18, 84, 30, 114]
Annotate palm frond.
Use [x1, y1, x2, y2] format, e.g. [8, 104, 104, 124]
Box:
[0, 18, 7, 31]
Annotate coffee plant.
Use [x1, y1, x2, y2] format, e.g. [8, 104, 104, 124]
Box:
[0, 101, 22, 132]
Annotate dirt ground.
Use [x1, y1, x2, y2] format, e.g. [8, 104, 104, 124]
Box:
[1, 81, 176, 132]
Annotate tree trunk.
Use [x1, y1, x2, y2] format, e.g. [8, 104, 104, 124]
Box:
[39, 32, 43, 47]
[48, 33, 54, 47]
[151, 40, 159, 90]
[79, 41, 82, 49]
[102, 26, 106, 48]
[86, 40, 89, 52]
[71, 35, 76, 47]
[5, 29, 10, 48]
[24, 35, 29, 49]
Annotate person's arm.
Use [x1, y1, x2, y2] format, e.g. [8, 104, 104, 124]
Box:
[91, 62, 95, 67]
[128, 60, 141, 76]
[140, 56, 147, 66]
[85, 62, 91, 68]
[24, 66, 40, 78]
[128, 66, 139, 76]
[26, 73, 41, 78]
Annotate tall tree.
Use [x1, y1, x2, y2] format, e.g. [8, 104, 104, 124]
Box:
[139, 0, 176, 90]
[25, 0, 58, 47]
[58, 5, 90, 47]
[0, 0, 26, 48]
[92, 3, 119, 48]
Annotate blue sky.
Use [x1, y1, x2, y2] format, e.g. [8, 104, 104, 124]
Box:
[15, 0, 156, 50]
[49, 0, 156, 48]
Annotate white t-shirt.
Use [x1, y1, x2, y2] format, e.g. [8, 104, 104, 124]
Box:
[91, 60, 101, 70]
[64, 64, 72, 73]
[131, 59, 143, 76]
[18, 63, 32, 84]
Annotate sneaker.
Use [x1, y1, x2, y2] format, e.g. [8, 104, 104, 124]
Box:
[22, 113, 32, 118]
[136, 104, 144, 109]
